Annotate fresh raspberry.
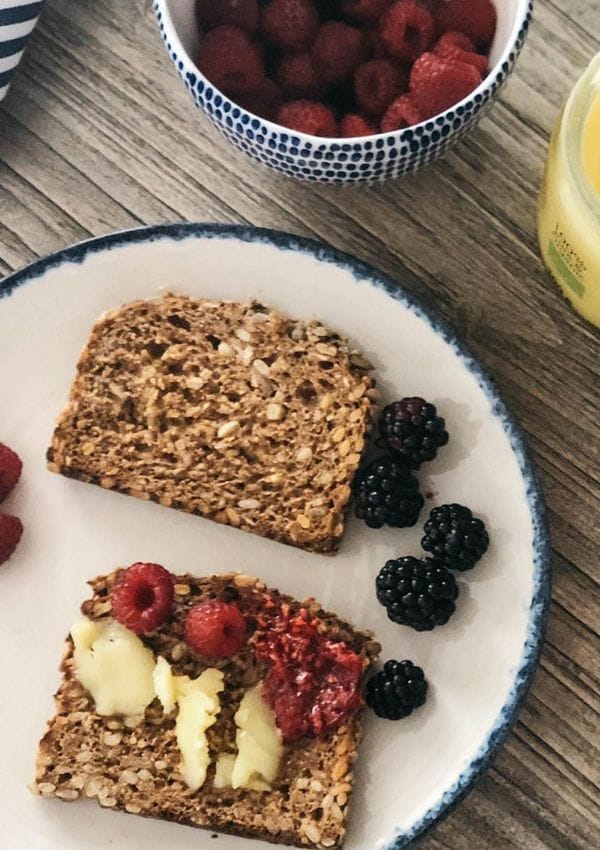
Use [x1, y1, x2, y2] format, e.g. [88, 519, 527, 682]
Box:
[277, 100, 339, 136]
[312, 21, 370, 85]
[237, 78, 283, 120]
[341, 0, 392, 20]
[434, 32, 488, 75]
[197, 0, 259, 33]
[354, 58, 407, 116]
[261, 0, 320, 52]
[435, 30, 476, 53]
[340, 113, 379, 136]
[381, 92, 423, 131]
[256, 608, 363, 742]
[0, 443, 23, 503]
[379, 0, 435, 63]
[435, 0, 497, 48]
[276, 53, 324, 99]
[0, 514, 23, 565]
[197, 25, 264, 95]
[184, 601, 247, 659]
[441, 46, 487, 75]
[410, 51, 482, 117]
[110, 563, 174, 635]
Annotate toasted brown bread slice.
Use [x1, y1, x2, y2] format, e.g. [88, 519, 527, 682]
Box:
[46, 294, 375, 553]
[33, 571, 380, 848]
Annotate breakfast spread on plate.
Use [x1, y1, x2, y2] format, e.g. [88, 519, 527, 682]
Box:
[46, 293, 375, 554]
[0, 0, 571, 841]
[23, 286, 494, 845]
[33, 565, 381, 848]
[2, 9, 511, 841]
[195, 0, 497, 136]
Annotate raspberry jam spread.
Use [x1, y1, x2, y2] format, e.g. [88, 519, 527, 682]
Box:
[255, 605, 364, 742]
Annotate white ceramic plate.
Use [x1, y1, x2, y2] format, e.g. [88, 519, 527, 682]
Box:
[0, 225, 550, 850]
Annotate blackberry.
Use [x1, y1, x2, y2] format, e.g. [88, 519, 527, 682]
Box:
[422, 503, 489, 571]
[353, 456, 424, 529]
[378, 397, 449, 468]
[366, 659, 428, 719]
[376, 556, 458, 630]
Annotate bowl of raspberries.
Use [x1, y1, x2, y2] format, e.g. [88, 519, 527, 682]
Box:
[154, 0, 533, 182]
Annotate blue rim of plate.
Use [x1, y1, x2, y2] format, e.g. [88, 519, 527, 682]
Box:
[0, 223, 551, 848]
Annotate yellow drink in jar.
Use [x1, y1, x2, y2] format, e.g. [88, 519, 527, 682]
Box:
[538, 53, 600, 327]
[583, 85, 600, 195]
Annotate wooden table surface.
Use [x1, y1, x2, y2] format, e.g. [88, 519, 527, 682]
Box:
[1, 1, 598, 847]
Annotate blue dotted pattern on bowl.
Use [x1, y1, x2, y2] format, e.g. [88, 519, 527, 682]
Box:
[153, 2, 533, 183]
[0, 223, 551, 847]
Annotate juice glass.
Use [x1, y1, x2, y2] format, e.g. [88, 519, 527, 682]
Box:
[538, 52, 600, 327]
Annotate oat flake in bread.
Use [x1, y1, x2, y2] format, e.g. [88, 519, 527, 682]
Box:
[47, 294, 376, 553]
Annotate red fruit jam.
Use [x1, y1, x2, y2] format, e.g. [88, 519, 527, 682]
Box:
[256, 606, 364, 742]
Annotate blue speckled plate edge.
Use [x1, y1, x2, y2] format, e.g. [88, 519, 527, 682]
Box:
[0, 223, 551, 848]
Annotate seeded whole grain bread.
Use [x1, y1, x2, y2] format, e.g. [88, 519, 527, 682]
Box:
[33, 571, 380, 848]
[47, 294, 376, 553]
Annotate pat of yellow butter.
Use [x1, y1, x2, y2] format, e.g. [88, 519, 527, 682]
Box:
[72, 618, 227, 792]
[153, 656, 225, 790]
[214, 753, 236, 789]
[153, 655, 177, 715]
[230, 684, 283, 791]
[71, 618, 156, 717]
[175, 668, 224, 791]
[71, 619, 232, 790]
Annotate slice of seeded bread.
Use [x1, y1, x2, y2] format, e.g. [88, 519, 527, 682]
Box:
[47, 294, 376, 553]
[33, 571, 380, 848]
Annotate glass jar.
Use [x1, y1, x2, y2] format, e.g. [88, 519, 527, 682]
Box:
[538, 52, 600, 327]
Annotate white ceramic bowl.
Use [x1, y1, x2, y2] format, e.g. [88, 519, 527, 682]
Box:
[153, 0, 533, 183]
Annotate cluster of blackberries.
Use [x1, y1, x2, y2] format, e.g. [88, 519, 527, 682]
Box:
[357, 398, 490, 721]
[353, 396, 448, 529]
[375, 503, 489, 633]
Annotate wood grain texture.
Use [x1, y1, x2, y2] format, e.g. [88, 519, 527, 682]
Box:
[0, 1, 598, 847]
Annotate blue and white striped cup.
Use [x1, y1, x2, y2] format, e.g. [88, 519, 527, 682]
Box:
[0, 1, 44, 103]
